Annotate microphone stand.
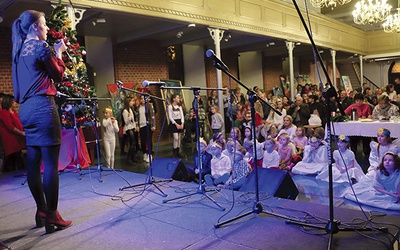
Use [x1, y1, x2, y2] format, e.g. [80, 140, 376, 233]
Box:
[117, 85, 171, 197]
[162, 86, 226, 211]
[66, 97, 119, 182]
[284, 1, 377, 248]
[207, 51, 296, 228]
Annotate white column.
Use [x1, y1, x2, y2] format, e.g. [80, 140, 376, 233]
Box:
[286, 41, 295, 100]
[359, 55, 364, 87]
[331, 49, 337, 90]
[208, 27, 225, 117]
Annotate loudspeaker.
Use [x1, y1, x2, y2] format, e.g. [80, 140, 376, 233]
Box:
[147, 158, 189, 181]
[239, 168, 298, 200]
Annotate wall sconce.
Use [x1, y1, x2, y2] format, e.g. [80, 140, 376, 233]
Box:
[92, 18, 106, 26]
[266, 42, 275, 47]
[176, 31, 184, 38]
[224, 33, 231, 42]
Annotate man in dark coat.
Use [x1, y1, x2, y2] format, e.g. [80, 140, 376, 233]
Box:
[287, 96, 310, 127]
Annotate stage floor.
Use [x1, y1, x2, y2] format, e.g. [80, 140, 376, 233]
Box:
[1, 166, 399, 250]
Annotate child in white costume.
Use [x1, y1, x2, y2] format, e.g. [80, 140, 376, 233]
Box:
[102, 107, 119, 169]
[367, 128, 399, 178]
[374, 152, 400, 203]
[262, 137, 279, 168]
[292, 134, 328, 175]
[317, 135, 365, 183]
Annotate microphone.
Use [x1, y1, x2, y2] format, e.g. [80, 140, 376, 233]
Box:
[116, 80, 123, 88]
[56, 39, 74, 63]
[142, 80, 167, 88]
[56, 91, 70, 98]
[205, 49, 229, 71]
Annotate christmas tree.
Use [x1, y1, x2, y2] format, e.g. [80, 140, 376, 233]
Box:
[46, 2, 97, 128]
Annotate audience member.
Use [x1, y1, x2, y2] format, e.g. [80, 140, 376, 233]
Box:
[337, 90, 353, 110]
[382, 84, 397, 101]
[277, 115, 297, 139]
[204, 141, 232, 187]
[262, 137, 279, 169]
[316, 135, 364, 183]
[371, 95, 399, 120]
[0, 94, 26, 171]
[292, 126, 308, 156]
[210, 104, 224, 138]
[221, 146, 252, 190]
[292, 134, 328, 175]
[287, 96, 310, 127]
[367, 128, 399, 178]
[277, 133, 293, 171]
[186, 138, 212, 183]
[344, 93, 372, 159]
[373, 152, 400, 203]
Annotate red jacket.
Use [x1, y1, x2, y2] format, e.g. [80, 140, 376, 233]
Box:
[0, 109, 25, 156]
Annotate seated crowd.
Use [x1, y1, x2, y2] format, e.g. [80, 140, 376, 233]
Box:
[185, 83, 400, 204]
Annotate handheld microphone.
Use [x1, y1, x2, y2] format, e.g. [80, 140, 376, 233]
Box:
[56, 91, 70, 98]
[56, 39, 74, 62]
[116, 80, 123, 88]
[142, 80, 167, 88]
[205, 49, 229, 71]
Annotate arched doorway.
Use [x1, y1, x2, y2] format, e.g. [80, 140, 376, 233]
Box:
[388, 60, 400, 83]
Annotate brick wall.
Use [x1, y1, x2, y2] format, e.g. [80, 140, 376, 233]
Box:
[263, 55, 284, 92]
[113, 40, 171, 140]
[0, 27, 13, 94]
[204, 48, 239, 94]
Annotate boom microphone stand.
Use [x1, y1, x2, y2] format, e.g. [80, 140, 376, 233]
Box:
[66, 97, 118, 182]
[284, 1, 377, 249]
[117, 82, 171, 197]
[162, 86, 226, 211]
[206, 50, 297, 227]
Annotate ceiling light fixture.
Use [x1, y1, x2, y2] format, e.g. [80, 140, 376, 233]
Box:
[352, 0, 392, 25]
[309, 0, 351, 9]
[383, 7, 400, 33]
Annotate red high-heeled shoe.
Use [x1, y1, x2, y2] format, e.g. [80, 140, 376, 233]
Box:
[35, 210, 46, 227]
[45, 210, 72, 234]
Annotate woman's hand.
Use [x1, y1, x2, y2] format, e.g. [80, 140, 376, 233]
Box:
[54, 39, 67, 59]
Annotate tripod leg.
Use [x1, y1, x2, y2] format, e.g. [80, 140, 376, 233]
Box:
[214, 210, 254, 228]
[202, 192, 225, 211]
[152, 182, 167, 197]
[162, 192, 194, 203]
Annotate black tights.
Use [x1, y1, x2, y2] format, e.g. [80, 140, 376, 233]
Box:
[126, 129, 136, 160]
[26, 145, 60, 212]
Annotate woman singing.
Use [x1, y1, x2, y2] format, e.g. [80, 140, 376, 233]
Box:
[12, 10, 72, 234]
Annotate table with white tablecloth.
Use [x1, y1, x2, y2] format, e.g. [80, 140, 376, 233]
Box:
[330, 120, 400, 138]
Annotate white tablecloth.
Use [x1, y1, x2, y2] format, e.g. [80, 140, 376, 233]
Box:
[330, 121, 400, 138]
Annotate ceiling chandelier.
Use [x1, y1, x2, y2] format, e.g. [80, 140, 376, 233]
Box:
[382, 8, 400, 33]
[309, 0, 351, 9]
[352, 0, 392, 25]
